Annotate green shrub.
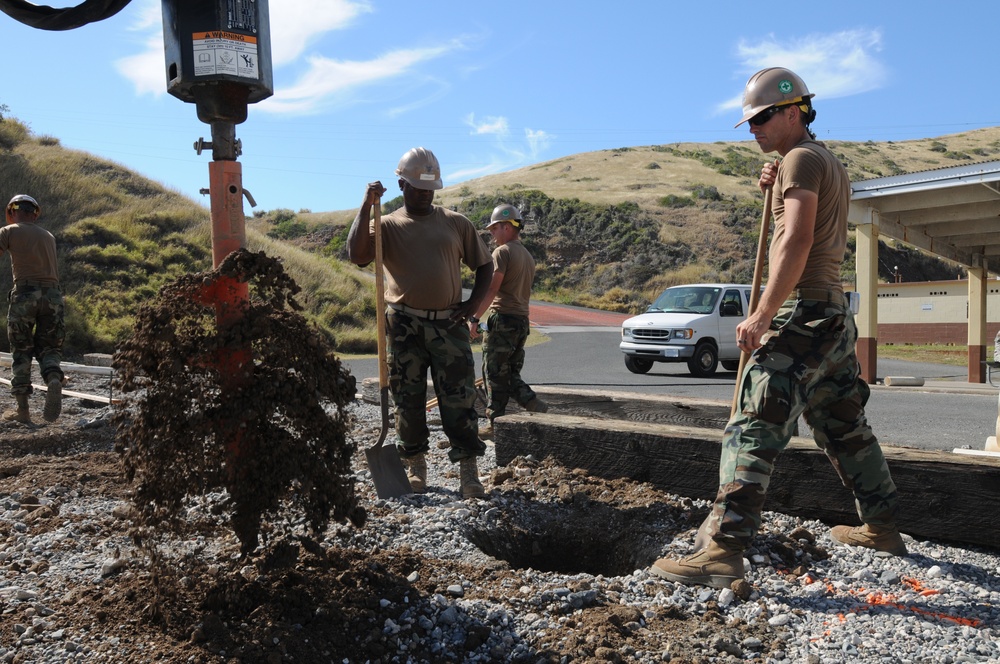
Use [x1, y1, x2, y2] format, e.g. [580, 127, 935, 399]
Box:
[267, 219, 308, 239]
[0, 119, 29, 151]
[658, 194, 694, 207]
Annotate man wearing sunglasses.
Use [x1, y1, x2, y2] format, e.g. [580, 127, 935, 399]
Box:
[650, 68, 906, 590]
[1, 195, 64, 424]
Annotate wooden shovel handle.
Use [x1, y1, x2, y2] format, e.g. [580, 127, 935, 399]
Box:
[731, 185, 773, 418]
[373, 196, 389, 390]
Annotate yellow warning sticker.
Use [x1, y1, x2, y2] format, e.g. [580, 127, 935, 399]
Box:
[191, 32, 259, 80]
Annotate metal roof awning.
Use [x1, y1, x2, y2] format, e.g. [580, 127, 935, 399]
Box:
[850, 160, 1000, 269]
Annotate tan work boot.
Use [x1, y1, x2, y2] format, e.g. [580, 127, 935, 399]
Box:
[459, 457, 487, 499]
[479, 421, 494, 440]
[405, 453, 427, 494]
[649, 541, 745, 589]
[830, 523, 908, 556]
[43, 376, 62, 423]
[3, 394, 31, 424]
[524, 398, 548, 413]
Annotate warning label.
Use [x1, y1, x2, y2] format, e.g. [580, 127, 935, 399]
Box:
[192, 31, 259, 80]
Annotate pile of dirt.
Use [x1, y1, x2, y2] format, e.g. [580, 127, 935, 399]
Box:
[0, 404, 801, 663]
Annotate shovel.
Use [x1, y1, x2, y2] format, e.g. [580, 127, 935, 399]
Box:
[696, 184, 773, 553]
[364, 194, 412, 498]
[731, 183, 773, 417]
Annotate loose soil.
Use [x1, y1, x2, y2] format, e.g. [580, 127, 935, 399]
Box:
[0, 387, 802, 663]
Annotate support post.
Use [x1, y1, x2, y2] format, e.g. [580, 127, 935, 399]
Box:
[851, 205, 879, 384]
[968, 256, 987, 383]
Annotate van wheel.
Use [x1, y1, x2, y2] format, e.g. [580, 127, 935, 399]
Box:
[625, 357, 653, 374]
[721, 360, 739, 371]
[687, 342, 718, 377]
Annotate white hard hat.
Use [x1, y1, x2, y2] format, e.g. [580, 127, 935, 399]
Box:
[6, 194, 40, 223]
[395, 147, 443, 190]
[7, 194, 39, 211]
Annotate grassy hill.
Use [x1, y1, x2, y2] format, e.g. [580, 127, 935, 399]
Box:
[3, 109, 998, 356]
[289, 128, 1000, 317]
[0, 116, 375, 356]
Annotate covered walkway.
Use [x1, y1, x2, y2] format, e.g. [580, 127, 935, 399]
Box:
[849, 161, 1000, 384]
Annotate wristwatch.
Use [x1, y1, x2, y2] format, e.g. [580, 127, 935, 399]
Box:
[469, 317, 479, 324]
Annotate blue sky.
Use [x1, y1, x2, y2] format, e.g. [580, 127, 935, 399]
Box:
[2, 1, 998, 214]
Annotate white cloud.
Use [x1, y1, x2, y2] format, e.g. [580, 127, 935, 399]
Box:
[718, 28, 887, 114]
[465, 114, 509, 136]
[113, 0, 165, 96]
[525, 128, 552, 157]
[114, 0, 462, 117]
[261, 43, 461, 114]
[448, 125, 554, 182]
[114, 32, 167, 96]
[268, 0, 370, 66]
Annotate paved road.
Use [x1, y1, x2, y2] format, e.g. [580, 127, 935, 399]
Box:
[343, 304, 997, 453]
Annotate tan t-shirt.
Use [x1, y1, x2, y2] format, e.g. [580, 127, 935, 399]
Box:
[490, 239, 534, 317]
[367, 206, 491, 310]
[772, 138, 849, 294]
[0, 222, 59, 285]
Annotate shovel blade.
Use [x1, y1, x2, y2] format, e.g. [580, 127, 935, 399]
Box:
[365, 388, 411, 499]
[365, 442, 411, 499]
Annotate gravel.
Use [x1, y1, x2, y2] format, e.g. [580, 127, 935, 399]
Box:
[0, 393, 998, 663]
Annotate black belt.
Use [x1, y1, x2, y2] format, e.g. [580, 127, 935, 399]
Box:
[387, 302, 455, 320]
[790, 287, 844, 303]
[14, 281, 59, 290]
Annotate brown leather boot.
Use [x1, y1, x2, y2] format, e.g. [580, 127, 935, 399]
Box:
[649, 541, 745, 589]
[524, 398, 548, 413]
[43, 376, 62, 423]
[830, 523, 908, 556]
[459, 457, 486, 499]
[3, 394, 31, 424]
[405, 453, 427, 493]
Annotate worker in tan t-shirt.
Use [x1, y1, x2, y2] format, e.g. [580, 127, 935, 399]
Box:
[348, 147, 493, 499]
[469, 204, 547, 439]
[0, 195, 64, 424]
[651, 67, 905, 590]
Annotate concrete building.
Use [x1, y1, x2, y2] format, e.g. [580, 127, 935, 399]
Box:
[875, 279, 1000, 346]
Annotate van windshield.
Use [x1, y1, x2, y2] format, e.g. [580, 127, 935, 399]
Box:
[647, 287, 722, 314]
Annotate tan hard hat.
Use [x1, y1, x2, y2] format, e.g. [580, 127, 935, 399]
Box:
[6, 194, 40, 224]
[734, 67, 815, 128]
[487, 203, 522, 228]
[395, 147, 443, 190]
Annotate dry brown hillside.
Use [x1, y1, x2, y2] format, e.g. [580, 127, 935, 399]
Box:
[437, 127, 1000, 211]
[286, 127, 1000, 313]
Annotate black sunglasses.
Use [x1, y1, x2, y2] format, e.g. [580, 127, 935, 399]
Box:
[748, 104, 788, 127]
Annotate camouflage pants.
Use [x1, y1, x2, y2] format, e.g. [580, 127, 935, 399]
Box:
[706, 294, 900, 551]
[482, 312, 537, 422]
[386, 309, 485, 462]
[8, 285, 65, 396]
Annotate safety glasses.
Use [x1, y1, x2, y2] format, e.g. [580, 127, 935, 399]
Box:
[748, 104, 788, 127]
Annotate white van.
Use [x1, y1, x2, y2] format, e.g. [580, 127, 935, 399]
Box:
[620, 283, 753, 377]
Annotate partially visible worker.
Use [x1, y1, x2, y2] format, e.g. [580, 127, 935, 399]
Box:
[347, 147, 494, 499]
[469, 204, 547, 439]
[1, 195, 64, 424]
[650, 67, 906, 590]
